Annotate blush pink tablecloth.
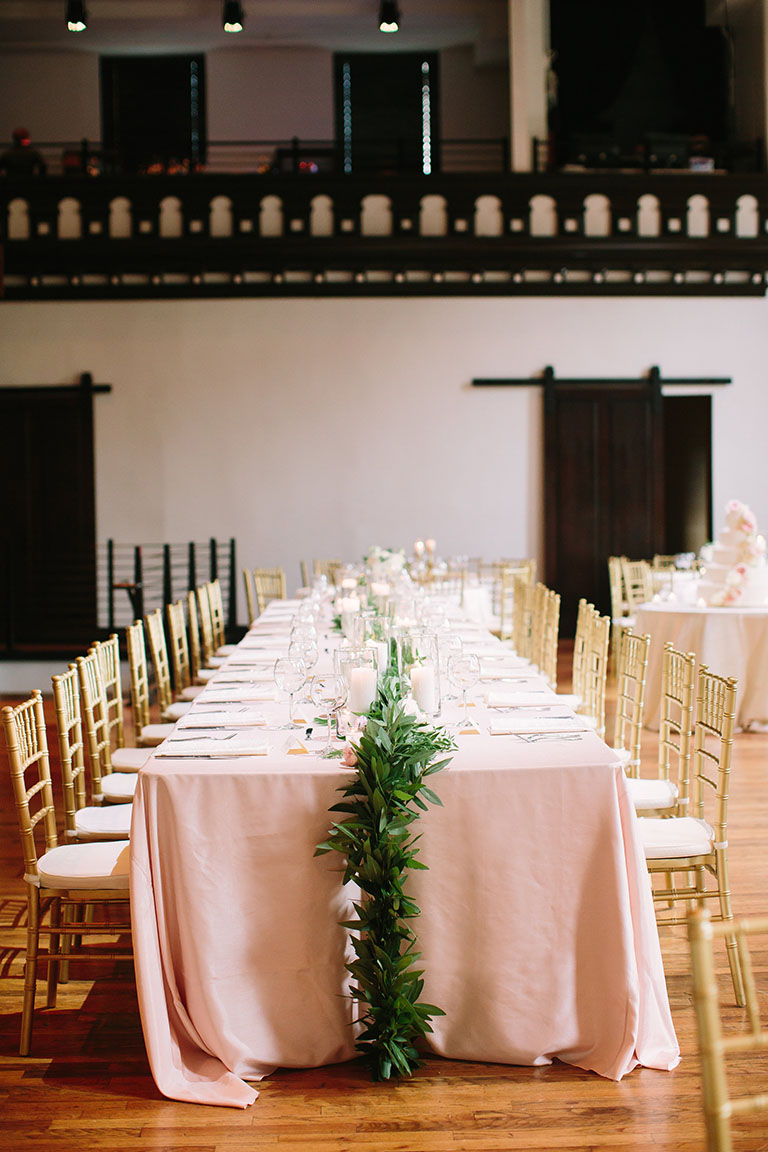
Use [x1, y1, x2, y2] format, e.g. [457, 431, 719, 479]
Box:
[130, 721, 679, 1107]
[636, 601, 768, 729]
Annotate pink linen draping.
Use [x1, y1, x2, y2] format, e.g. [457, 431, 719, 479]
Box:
[130, 719, 679, 1107]
[636, 602, 768, 729]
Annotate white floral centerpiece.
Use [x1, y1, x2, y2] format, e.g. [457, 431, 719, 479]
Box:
[365, 545, 408, 583]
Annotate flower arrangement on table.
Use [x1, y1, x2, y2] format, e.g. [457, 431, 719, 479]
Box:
[316, 668, 455, 1081]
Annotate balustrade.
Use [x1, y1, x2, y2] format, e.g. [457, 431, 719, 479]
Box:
[3, 171, 768, 297]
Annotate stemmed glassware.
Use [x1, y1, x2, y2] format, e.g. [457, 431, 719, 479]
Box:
[310, 673, 349, 757]
[273, 656, 306, 729]
[439, 633, 463, 700]
[447, 652, 480, 728]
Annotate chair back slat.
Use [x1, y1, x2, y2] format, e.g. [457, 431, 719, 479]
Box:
[2, 691, 58, 877]
[52, 667, 88, 838]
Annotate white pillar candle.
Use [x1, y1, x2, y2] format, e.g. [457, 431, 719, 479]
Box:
[339, 595, 360, 614]
[414, 540, 425, 558]
[370, 581, 390, 597]
[367, 639, 389, 678]
[411, 660, 436, 714]
[349, 666, 378, 714]
[341, 577, 358, 591]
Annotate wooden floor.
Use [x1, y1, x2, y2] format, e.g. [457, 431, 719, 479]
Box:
[2, 649, 768, 1152]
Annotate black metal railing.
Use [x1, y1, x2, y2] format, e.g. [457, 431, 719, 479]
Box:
[102, 538, 238, 633]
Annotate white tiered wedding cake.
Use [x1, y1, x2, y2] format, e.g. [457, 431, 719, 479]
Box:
[698, 500, 768, 606]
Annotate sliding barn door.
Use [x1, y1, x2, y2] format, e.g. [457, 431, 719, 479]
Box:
[544, 374, 665, 634]
[0, 383, 98, 654]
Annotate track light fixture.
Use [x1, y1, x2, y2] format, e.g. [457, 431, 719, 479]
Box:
[66, 0, 87, 32]
[379, 1, 400, 33]
[223, 1, 244, 33]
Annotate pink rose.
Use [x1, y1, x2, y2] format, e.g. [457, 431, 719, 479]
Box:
[342, 744, 358, 767]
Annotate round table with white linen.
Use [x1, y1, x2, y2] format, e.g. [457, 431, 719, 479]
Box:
[635, 601, 768, 729]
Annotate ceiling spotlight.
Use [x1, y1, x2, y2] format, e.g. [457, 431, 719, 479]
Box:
[223, 1, 244, 33]
[66, 1, 87, 32]
[379, 1, 400, 33]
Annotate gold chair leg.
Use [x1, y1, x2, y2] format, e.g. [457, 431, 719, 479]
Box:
[20, 889, 40, 1057]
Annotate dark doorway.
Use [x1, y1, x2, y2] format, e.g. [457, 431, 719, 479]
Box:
[0, 381, 99, 656]
[334, 52, 439, 173]
[544, 375, 666, 633]
[663, 395, 712, 552]
[100, 55, 206, 174]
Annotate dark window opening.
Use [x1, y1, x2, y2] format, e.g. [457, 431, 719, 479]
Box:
[100, 54, 206, 175]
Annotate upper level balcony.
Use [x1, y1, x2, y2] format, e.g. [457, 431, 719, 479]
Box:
[3, 137, 768, 300]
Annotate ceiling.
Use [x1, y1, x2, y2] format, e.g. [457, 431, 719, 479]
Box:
[0, 0, 509, 60]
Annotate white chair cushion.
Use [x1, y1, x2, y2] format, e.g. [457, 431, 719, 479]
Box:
[196, 667, 218, 682]
[74, 805, 133, 840]
[140, 723, 174, 746]
[626, 777, 678, 812]
[206, 656, 228, 668]
[37, 840, 130, 889]
[181, 685, 205, 700]
[101, 773, 138, 802]
[216, 644, 238, 657]
[638, 816, 714, 859]
[163, 701, 192, 722]
[111, 746, 152, 771]
[556, 693, 581, 709]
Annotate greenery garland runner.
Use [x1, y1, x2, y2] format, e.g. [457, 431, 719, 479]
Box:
[315, 674, 455, 1081]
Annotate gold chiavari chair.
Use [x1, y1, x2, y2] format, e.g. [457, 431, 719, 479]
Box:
[611, 629, 651, 776]
[187, 589, 218, 684]
[637, 666, 744, 1005]
[536, 584, 561, 690]
[578, 608, 611, 738]
[124, 620, 175, 748]
[77, 650, 139, 804]
[688, 906, 768, 1152]
[52, 667, 132, 841]
[299, 560, 309, 589]
[207, 578, 238, 656]
[497, 561, 536, 643]
[90, 633, 152, 772]
[625, 643, 696, 818]
[166, 598, 204, 700]
[250, 566, 287, 618]
[196, 584, 228, 669]
[1, 691, 131, 1055]
[557, 598, 596, 711]
[511, 574, 537, 661]
[608, 554, 634, 672]
[620, 556, 654, 614]
[144, 607, 192, 722]
[313, 558, 343, 587]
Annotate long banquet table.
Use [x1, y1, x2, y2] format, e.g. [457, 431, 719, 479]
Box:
[636, 600, 768, 729]
[129, 599, 679, 1108]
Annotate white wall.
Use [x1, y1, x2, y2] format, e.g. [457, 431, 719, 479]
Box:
[0, 44, 509, 149]
[1, 295, 767, 625]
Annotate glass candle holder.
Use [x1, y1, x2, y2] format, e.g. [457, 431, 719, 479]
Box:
[336, 646, 379, 715]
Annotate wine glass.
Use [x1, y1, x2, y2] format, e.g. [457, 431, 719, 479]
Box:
[273, 656, 306, 729]
[447, 652, 480, 728]
[439, 633, 463, 700]
[310, 673, 349, 757]
[289, 636, 318, 676]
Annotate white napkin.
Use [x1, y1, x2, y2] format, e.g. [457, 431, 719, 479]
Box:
[486, 691, 558, 707]
[211, 669, 274, 683]
[176, 709, 266, 728]
[197, 687, 276, 703]
[489, 716, 589, 735]
[224, 650, 285, 662]
[480, 667, 535, 681]
[157, 734, 270, 757]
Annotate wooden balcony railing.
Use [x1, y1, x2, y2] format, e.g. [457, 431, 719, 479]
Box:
[3, 170, 768, 298]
